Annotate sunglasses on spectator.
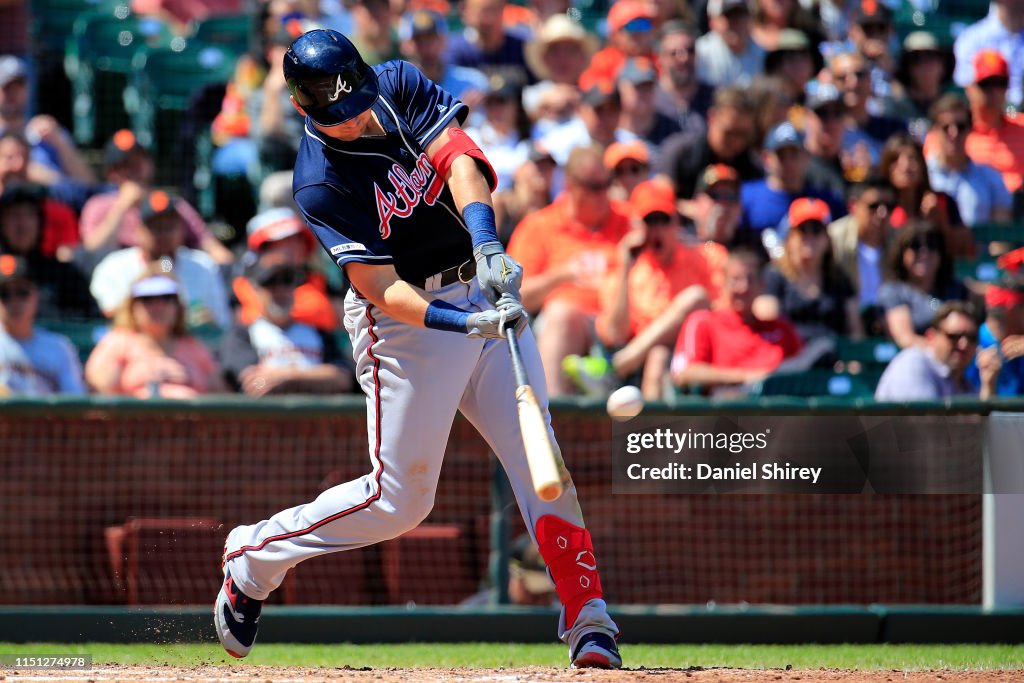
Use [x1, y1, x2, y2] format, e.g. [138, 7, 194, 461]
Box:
[0, 285, 33, 302]
[615, 162, 648, 177]
[723, 7, 749, 19]
[707, 188, 739, 202]
[938, 328, 978, 345]
[260, 272, 303, 288]
[643, 213, 673, 226]
[834, 68, 869, 82]
[908, 237, 942, 252]
[573, 177, 612, 192]
[978, 77, 1009, 90]
[938, 119, 969, 136]
[816, 106, 845, 120]
[135, 294, 178, 304]
[623, 17, 653, 33]
[861, 22, 890, 36]
[865, 199, 894, 211]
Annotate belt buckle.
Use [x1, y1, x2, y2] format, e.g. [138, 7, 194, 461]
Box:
[457, 259, 474, 284]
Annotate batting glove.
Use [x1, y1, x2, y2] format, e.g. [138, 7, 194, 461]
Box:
[474, 241, 523, 307]
[466, 300, 527, 339]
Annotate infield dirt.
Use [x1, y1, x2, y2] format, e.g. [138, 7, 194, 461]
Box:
[1, 666, 1021, 682]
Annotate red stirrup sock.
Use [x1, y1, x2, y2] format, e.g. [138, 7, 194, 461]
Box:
[534, 515, 604, 629]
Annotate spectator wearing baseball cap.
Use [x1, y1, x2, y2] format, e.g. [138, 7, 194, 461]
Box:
[398, 9, 489, 106]
[85, 266, 226, 398]
[220, 254, 353, 396]
[0, 254, 85, 396]
[79, 129, 233, 264]
[90, 190, 232, 329]
[604, 140, 651, 202]
[232, 207, 339, 333]
[617, 56, 681, 148]
[802, 81, 852, 197]
[740, 121, 846, 234]
[581, 0, 658, 86]
[828, 52, 907, 169]
[965, 274, 1024, 396]
[671, 249, 802, 395]
[875, 301, 999, 401]
[953, 0, 1024, 108]
[963, 49, 1024, 195]
[568, 178, 713, 400]
[696, 0, 765, 88]
[763, 197, 863, 342]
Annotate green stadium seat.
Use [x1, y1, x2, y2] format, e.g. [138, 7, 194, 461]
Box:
[65, 10, 174, 146]
[970, 222, 1024, 248]
[835, 336, 899, 366]
[954, 257, 1000, 282]
[124, 41, 239, 182]
[751, 368, 877, 398]
[30, 0, 127, 55]
[189, 13, 251, 52]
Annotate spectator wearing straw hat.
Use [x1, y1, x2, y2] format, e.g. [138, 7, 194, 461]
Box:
[90, 190, 231, 329]
[0, 254, 85, 396]
[524, 13, 597, 88]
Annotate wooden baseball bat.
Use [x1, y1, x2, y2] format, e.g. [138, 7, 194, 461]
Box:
[505, 326, 563, 502]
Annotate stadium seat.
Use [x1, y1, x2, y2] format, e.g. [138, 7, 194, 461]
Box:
[104, 517, 222, 605]
[954, 257, 1000, 283]
[190, 13, 251, 52]
[125, 42, 239, 182]
[751, 368, 877, 398]
[65, 10, 174, 146]
[834, 337, 899, 367]
[381, 525, 477, 605]
[30, 0, 127, 56]
[970, 223, 1024, 249]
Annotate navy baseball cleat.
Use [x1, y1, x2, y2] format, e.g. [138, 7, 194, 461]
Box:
[571, 632, 622, 669]
[214, 568, 262, 658]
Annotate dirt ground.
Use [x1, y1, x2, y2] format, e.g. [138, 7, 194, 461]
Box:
[1, 666, 1022, 683]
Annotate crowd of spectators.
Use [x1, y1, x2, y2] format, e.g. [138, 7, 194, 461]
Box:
[2, 0, 1024, 403]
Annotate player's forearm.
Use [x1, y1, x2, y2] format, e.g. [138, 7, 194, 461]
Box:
[447, 155, 494, 215]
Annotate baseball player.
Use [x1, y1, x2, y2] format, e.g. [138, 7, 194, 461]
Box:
[214, 29, 621, 669]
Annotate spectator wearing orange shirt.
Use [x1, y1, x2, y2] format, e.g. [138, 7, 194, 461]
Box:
[965, 49, 1024, 196]
[584, 0, 658, 86]
[233, 208, 340, 333]
[589, 179, 713, 400]
[507, 145, 631, 396]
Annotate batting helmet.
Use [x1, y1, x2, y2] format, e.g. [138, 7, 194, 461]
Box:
[283, 29, 379, 127]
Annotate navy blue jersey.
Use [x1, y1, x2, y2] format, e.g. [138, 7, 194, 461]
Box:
[293, 60, 474, 284]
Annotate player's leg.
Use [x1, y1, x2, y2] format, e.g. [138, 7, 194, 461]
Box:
[458, 313, 620, 668]
[216, 288, 484, 657]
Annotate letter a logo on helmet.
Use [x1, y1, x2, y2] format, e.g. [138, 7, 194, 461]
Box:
[284, 29, 379, 127]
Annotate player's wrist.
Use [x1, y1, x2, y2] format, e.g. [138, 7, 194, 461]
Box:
[424, 299, 472, 333]
[463, 202, 500, 250]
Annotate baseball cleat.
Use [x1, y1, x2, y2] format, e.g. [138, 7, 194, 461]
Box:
[571, 632, 622, 669]
[214, 568, 262, 658]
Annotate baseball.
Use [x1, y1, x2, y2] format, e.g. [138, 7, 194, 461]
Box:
[606, 385, 644, 421]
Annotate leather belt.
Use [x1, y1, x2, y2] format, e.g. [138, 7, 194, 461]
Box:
[419, 259, 476, 290]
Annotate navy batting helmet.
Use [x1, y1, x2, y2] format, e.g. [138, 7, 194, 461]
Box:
[283, 29, 379, 127]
